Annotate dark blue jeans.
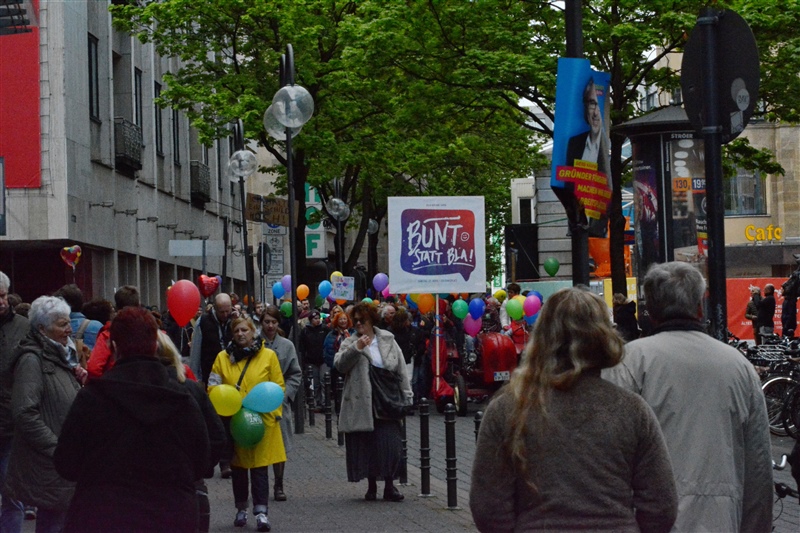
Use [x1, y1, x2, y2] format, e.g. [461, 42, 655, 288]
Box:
[0, 436, 23, 533]
[232, 466, 269, 514]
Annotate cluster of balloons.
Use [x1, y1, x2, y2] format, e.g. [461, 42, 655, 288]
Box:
[209, 382, 284, 448]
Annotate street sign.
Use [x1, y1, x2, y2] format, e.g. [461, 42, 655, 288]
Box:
[168, 240, 225, 257]
[246, 193, 298, 226]
[264, 223, 287, 236]
[681, 9, 760, 143]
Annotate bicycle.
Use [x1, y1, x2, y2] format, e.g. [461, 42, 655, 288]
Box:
[773, 454, 800, 524]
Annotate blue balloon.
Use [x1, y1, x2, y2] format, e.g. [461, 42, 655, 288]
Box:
[318, 280, 332, 299]
[530, 291, 543, 303]
[525, 312, 539, 325]
[468, 298, 485, 320]
[272, 282, 285, 299]
[243, 381, 284, 413]
[407, 297, 418, 310]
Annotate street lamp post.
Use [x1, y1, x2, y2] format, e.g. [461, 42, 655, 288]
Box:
[326, 179, 350, 273]
[228, 124, 258, 313]
[264, 44, 314, 434]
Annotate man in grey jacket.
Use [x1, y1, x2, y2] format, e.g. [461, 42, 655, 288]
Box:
[0, 272, 26, 532]
[603, 261, 773, 533]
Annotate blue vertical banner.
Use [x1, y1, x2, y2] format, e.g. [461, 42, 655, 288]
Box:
[551, 58, 612, 235]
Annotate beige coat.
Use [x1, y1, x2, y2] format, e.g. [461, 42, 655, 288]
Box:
[334, 327, 411, 433]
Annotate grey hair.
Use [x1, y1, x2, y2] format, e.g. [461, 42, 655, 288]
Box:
[29, 296, 71, 329]
[643, 262, 706, 323]
[0, 271, 9, 292]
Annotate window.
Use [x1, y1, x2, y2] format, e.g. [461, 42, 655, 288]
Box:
[133, 68, 143, 126]
[154, 82, 163, 155]
[172, 108, 180, 164]
[216, 141, 223, 190]
[725, 169, 767, 216]
[88, 35, 100, 120]
[519, 198, 532, 224]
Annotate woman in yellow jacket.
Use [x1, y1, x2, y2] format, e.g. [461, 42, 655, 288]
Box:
[209, 316, 285, 532]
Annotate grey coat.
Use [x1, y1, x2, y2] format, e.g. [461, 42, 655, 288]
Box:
[6, 327, 81, 510]
[0, 310, 29, 437]
[334, 327, 411, 433]
[603, 329, 773, 533]
[264, 335, 302, 453]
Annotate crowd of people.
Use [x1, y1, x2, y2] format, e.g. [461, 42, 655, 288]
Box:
[0, 262, 793, 532]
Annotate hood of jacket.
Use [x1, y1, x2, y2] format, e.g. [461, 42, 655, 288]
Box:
[12, 326, 72, 372]
[89, 356, 193, 426]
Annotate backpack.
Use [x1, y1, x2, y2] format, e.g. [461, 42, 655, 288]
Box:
[73, 319, 92, 369]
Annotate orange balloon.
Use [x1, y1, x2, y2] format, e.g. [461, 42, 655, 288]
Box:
[417, 293, 435, 314]
[297, 284, 310, 301]
[336, 298, 347, 305]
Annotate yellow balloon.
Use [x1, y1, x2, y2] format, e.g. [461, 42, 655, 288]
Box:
[330, 271, 343, 281]
[513, 294, 526, 303]
[209, 384, 243, 417]
[493, 289, 507, 302]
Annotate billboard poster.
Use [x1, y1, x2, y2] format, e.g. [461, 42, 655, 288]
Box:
[632, 143, 663, 277]
[388, 196, 486, 294]
[551, 58, 612, 236]
[727, 277, 790, 341]
[330, 274, 355, 301]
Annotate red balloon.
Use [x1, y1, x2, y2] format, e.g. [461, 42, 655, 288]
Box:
[197, 274, 220, 298]
[168, 280, 201, 327]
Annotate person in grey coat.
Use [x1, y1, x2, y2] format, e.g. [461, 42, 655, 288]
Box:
[5, 296, 85, 533]
[604, 261, 773, 533]
[259, 306, 302, 502]
[470, 288, 677, 532]
[335, 302, 411, 502]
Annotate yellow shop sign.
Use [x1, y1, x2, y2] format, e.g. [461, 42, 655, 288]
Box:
[745, 224, 782, 241]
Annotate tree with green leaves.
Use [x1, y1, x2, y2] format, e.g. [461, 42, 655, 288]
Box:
[111, 0, 541, 287]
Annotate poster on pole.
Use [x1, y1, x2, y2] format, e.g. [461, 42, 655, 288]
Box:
[330, 275, 355, 301]
[387, 196, 486, 294]
[551, 57, 612, 237]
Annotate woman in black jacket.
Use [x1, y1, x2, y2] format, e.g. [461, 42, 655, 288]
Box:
[54, 307, 210, 533]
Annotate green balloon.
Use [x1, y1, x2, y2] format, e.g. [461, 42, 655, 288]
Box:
[362, 297, 373, 304]
[506, 299, 523, 321]
[279, 301, 293, 317]
[452, 299, 469, 320]
[230, 408, 266, 448]
[544, 257, 560, 277]
[315, 294, 325, 307]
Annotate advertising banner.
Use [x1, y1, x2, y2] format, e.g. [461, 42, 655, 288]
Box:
[551, 58, 612, 235]
[388, 196, 486, 294]
[727, 277, 791, 341]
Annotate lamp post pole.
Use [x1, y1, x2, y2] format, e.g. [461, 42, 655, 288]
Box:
[265, 44, 314, 434]
[229, 120, 257, 313]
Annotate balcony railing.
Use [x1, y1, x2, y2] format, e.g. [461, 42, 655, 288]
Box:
[190, 160, 211, 206]
[114, 117, 143, 173]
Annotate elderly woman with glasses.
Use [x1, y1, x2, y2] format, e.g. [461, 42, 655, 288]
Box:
[334, 302, 412, 502]
[6, 296, 85, 533]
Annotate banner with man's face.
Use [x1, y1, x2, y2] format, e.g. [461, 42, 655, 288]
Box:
[551, 58, 612, 236]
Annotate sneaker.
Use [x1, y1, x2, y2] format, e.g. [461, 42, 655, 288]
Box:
[24, 506, 36, 521]
[233, 510, 247, 528]
[220, 463, 232, 479]
[255, 513, 271, 532]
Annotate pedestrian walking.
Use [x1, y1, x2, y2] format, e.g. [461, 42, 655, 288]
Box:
[298, 310, 329, 407]
[54, 307, 210, 532]
[604, 261, 773, 532]
[259, 306, 302, 502]
[334, 302, 412, 502]
[209, 317, 285, 532]
[6, 296, 84, 533]
[470, 287, 677, 532]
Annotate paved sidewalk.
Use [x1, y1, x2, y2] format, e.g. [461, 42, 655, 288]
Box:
[207, 403, 478, 532]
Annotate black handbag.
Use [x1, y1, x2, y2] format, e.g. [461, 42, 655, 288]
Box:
[368, 363, 408, 420]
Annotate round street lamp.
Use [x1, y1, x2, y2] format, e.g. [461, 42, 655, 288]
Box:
[228, 118, 258, 311]
[263, 44, 313, 434]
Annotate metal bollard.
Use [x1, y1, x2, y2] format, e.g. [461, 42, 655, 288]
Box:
[399, 418, 408, 485]
[444, 403, 459, 509]
[323, 371, 333, 440]
[336, 376, 345, 446]
[305, 365, 316, 427]
[418, 398, 432, 497]
[474, 411, 483, 442]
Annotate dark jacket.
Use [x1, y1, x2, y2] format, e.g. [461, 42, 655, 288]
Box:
[54, 357, 210, 533]
[757, 294, 776, 330]
[391, 325, 418, 365]
[0, 309, 28, 437]
[197, 310, 232, 383]
[299, 323, 329, 366]
[323, 328, 354, 369]
[6, 327, 81, 510]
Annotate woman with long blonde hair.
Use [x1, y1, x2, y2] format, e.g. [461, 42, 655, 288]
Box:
[470, 287, 677, 532]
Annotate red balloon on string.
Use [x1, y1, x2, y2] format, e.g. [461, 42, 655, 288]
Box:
[197, 275, 220, 298]
[167, 280, 201, 327]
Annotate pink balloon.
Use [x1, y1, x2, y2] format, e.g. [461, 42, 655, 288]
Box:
[523, 294, 542, 317]
[463, 314, 483, 337]
[381, 286, 391, 299]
